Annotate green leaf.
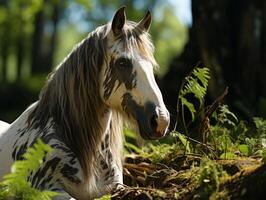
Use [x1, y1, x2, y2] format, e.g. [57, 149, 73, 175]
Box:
[175, 131, 191, 153]
[0, 139, 57, 200]
[193, 67, 210, 88]
[123, 128, 137, 140]
[220, 152, 235, 159]
[124, 142, 142, 154]
[216, 105, 238, 127]
[238, 144, 250, 156]
[95, 194, 111, 200]
[178, 67, 210, 122]
[180, 97, 196, 121]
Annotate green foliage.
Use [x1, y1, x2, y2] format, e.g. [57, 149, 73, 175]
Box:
[210, 108, 266, 158]
[253, 117, 266, 135]
[179, 67, 210, 121]
[95, 194, 111, 200]
[196, 157, 227, 196]
[124, 142, 142, 154]
[215, 105, 238, 127]
[141, 143, 183, 164]
[237, 144, 250, 156]
[74, 0, 92, 10]
[179, 97, 196, 121]
[0, 139, 57, 200]
[120, 64, 266, 198]
[261, 148, 266, 163]
[152, 7, 188, 76]
[123, 128, 142, 154]
[173, 131, 191, 153]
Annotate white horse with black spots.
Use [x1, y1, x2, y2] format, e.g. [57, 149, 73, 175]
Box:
[0, 7, 170, 199]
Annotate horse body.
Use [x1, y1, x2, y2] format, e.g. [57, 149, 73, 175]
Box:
[0, 120, 10, 136]
[0, 7, 170, 199]
[0, 103, 122, 199]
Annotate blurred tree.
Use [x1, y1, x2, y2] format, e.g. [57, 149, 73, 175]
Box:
[0, 0, 44, 81]
[152, 7, 187, 76]
[160, 0, 266, 130]
[31, 0, 62, 74]
[0, 0, 9, 82]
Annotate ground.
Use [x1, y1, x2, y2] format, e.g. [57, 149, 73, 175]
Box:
[111, 154, 266, 199]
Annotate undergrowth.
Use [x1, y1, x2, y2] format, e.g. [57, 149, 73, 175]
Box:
[195, 157, 228, 198]
[124, 65, 266, 198]
[125, 66, 266, 161]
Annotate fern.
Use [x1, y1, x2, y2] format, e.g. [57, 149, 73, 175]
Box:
[179, 97, 196, 121]
[216, 105, 238, 127]
[179, 67, 210, 121]
[0, 139, 57, 200]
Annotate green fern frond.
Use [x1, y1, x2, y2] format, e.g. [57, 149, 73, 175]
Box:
[216, 105, 238, 127]
[183, 77, 206, 104]
[180, 96, 196, 121]
[173, 131, 191, 153]
[179, 67, 210, 121]
[181, 67, 210, 104]
[0, 139, 57, 200]
[4, 139, 52, 184]
[193, 67, 211, 88]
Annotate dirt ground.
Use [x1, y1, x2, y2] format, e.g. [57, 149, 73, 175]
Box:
[111, 154, 266, 199]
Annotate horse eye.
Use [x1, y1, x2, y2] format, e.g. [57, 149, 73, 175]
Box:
[119, 61, 126, 67]
[116, 58, 131, 69]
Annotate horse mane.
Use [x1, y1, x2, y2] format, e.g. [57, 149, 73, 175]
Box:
[28, 20, 156, 181]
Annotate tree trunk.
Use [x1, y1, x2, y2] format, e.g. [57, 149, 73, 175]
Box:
[0, 23, 9, 82]
[159, 0, 266, 130]
[0, 0, 9, 82]
[31, 7, 45, 75]
[16, 19, 24, 81]
[45, 3, 60, 70]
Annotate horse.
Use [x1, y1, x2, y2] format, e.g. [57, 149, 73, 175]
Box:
[0, 7, 170, 199]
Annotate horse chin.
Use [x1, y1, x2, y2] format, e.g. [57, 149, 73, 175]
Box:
[124, 114, 165, 140]
[137, 122, 165, 140]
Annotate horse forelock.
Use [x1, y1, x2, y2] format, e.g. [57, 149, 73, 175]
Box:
[28, 24, 123, 181]
[113, 20, 158, 68]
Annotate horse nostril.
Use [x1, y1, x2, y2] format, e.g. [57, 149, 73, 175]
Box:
[150, 114, 158, 130]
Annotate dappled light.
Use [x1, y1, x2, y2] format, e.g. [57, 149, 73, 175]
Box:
[1, 0, 266, 199]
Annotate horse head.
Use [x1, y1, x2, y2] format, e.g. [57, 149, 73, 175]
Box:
[100, 7, 170, 140]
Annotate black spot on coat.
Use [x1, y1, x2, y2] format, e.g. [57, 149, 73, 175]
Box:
[103, 57, 137, 100]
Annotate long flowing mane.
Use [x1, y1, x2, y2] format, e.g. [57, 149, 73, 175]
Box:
[27, 21, 156, 180]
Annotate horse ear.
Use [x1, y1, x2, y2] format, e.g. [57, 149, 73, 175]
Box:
[137, 10, 152, 32]
[112, 6, 126, 36]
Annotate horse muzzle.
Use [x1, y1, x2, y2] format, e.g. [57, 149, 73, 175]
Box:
[137, 103, 170, 140]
